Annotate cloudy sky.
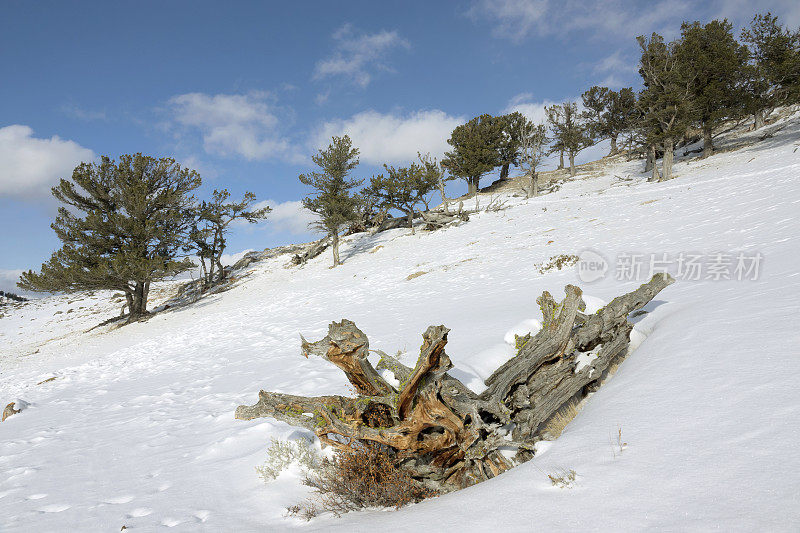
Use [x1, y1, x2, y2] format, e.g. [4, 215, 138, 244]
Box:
[1, 0, 798, 292]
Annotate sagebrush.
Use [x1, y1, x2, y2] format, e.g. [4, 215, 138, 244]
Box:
[256, 438, 321, 483]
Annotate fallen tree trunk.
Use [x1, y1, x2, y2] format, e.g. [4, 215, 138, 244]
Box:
[291, 236, 331, 265]
[420, 210, 469, 231]
[237, 274, 674, 492]
[371, 215, 410, 234]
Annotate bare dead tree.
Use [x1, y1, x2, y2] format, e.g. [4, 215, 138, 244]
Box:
[518, 121, 549, 197]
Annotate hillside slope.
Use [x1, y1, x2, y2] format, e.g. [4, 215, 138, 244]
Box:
[1, 114, 799, 531]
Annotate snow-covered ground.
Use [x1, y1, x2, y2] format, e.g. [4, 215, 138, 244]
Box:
[2, 113, 799, 531]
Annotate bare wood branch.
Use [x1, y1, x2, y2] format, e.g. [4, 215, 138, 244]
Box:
[301, 319, 394, 396]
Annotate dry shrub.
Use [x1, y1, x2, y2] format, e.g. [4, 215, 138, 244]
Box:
[301, 441, 434, 517]
[256, 438, 320, 483]
[541, 399, 581, 439]
[537, 254, 580, 274]
[548, 468, 577, 488]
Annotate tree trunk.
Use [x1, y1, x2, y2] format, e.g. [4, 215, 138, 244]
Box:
[499, 162, 510, 181]
[200, 258, 209, 289]
[438, 177, 450, 215]
[467, 177, 479, 197]
[662, 136, 674, 181]
[609, 135, 618, 155]
[143, 281, 150, 311]
[331, 231, 340, 267]
[530, 172, 539, 197]
[754, 110, 765, 130]
[129, 281, 147, 321]
[207, 257, 216, 287]
[237, 275, 674, 493]
[407, 209, 415, 235]
[124, 290, 133, 317]
[558, 150, 564, 170]
[701, 122, 713, 158]
[647, 145, 661, 182]
[568, 151, 576, 177]
[216, 258, 225, 282]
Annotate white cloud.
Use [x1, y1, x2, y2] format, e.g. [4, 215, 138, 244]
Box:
[594, 50, 636, 76]
[712, 0, 800, 29]
[167, 91, 302, 163]
[0, 125, 95, 199]
[504, 95, 561, 124]
[253, 199, 320, 236]
[175, 154, 218, 180]
[0, 269, 27, 296]
[589, 50, 638, 88]
[469, 0, 692, 42]
[314, 24, 410, 88]
[473, 0, 800, 43]
[313, 109, 464, 165]
[467, 0, 549, 42]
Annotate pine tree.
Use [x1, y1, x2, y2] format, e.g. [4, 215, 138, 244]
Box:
[582, 86, 638, 155]
[581, 86, 611, 147]
[496, 112, 526, 181]
[299, 136, 363, 267]
[441, 114, 503, 196]
[677, 19, 748, 157]
[19, 154, 201, 320]
[546, 102, 591, 177]
[741, 12, 800, 129]
[637, 32, 694, 181]
[188, 190, 270, 289]
[368, 156, 438, 235]
[418, 153, 453, 214]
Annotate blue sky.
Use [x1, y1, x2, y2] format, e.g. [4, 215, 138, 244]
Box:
[2, 0, 798, 292]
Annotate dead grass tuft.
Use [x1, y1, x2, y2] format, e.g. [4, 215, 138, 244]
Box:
[542, 399, 581, 439]
[537, 254, 579, 274]
[548, 468, 577, 489]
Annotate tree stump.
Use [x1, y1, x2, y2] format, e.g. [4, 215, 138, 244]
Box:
[237, 274, 674, 492]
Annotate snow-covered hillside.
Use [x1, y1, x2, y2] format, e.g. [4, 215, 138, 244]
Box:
[2, 113, 799, 532]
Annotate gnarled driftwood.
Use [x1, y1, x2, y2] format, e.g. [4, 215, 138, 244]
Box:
[236, 274, 674, 492]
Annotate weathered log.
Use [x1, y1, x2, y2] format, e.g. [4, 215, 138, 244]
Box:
[236, 274, 674, 492]
[420, 211, 469, 231]
[372, 215, 411, 234]
[300, 319, 393, 396]
[291, 236, 331, 265]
